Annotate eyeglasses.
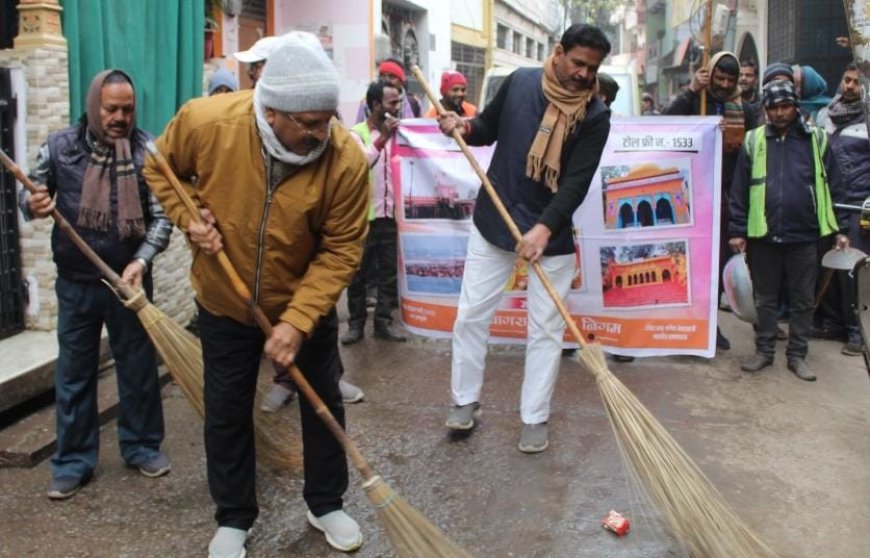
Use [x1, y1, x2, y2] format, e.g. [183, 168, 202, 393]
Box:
[284, 112, 332, 135]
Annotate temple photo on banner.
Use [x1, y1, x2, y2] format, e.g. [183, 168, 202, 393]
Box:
[599, 240, 691, 309]
[600, 160, 693, 231]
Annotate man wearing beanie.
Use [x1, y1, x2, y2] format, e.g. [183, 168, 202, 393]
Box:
[424, 70, 478, 117]
[665, 51, 759, 352]
[355, 58, 422, 122]
[437, 24, 612, 453]
[207, 67, 238, 96]
[729, 79, 848, 382]
[145, 36, 369, 557]
[762, 62, 794, 86]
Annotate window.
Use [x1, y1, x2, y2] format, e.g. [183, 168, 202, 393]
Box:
[525, 37, 535, 59]
[513, 31, 522, 55]
[497, 24, 508, 50]
[537, 42, 545, 61]
[452, 41, 486, 106]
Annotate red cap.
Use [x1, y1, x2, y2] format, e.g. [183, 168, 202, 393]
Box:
[378, 61, 406, 84]
[440, 71, 467, 95]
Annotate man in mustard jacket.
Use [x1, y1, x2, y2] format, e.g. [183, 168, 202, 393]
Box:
[144, 36, 369, 557]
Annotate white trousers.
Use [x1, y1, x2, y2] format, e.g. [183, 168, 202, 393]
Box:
[451, 226, 575, 424]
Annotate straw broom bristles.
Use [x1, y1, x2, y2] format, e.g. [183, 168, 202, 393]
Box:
[0, 150, 300, 471]
[411, 66, 781, 558]
[579, 345, 780, 557]
[363, 476, 473, 558]
[146, 142, 472, 557]
[122, 290, 301, 470]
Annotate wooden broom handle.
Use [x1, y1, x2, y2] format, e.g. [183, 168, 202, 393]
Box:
[700, 0, 714, 116]
[144, 142, 375, 480]
[411, 66, 590, 350]
[0, 150, 138, 302]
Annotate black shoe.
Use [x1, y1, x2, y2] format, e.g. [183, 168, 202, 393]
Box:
[611, 354, 635, 363]
[788, 359, 816, 382]
[373, 322, 406, 342]
[340, 326, 364, 345]
[716, 328, 731, 351]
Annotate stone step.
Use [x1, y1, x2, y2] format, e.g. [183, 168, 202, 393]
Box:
[0, 363, 171, 468]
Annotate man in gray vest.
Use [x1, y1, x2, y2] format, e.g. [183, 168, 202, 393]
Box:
[438, 24, 611, 452]
[25, 69, 172, 499]
[729, 80, 849, 381]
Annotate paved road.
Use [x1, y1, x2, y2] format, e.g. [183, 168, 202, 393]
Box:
[0, 311, 868, 557]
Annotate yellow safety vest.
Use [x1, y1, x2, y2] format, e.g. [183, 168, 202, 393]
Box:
[744, 125, 838, 238]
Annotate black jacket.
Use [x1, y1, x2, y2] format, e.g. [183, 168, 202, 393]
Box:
[465, 68, 610, 255]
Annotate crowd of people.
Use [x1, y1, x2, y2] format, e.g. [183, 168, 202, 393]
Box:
[17, 21, 869, 558]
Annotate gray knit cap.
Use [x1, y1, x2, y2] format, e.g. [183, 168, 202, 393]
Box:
[256, 36, 339, 112]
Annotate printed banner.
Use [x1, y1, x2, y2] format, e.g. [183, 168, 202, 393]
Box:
[391, 117, 722, 358]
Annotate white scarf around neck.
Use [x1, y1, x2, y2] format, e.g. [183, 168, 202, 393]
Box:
[253, 87, 330, 165]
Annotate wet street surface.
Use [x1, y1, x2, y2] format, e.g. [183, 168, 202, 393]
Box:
[1, 311, 868, 557]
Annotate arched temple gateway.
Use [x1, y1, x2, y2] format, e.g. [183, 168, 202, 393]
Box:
[603, 165, 691, 229]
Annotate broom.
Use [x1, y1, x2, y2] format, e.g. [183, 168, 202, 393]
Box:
[412, 66, 781, 558]
[0, 149, 299, 470]
[146, 142, 473, 557]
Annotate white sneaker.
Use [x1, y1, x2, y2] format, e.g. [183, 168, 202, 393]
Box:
[306, 509, 363, 552]
[208, 526, 248, 558]
[339, 380, 365, 404]
[260, 383, 294, 413]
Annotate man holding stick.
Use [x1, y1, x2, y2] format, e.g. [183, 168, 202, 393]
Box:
[24, 69, 172, 499]
[144, 36, 369, 556]
[437, 24, 612, 453]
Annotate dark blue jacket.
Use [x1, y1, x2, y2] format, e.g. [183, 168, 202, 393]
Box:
[465, 68, 610, 255]
[729, 120, 848, 243]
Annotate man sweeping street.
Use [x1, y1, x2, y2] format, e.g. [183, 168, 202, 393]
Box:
[437, 24, 612, 453]
[24, 69, 173, 499]
[144, 36, 370, 557]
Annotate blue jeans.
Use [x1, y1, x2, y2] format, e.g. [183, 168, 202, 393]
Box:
[52, 277, 164, 479]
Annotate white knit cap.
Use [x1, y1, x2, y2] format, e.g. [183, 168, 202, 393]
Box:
[256, 36, 339, 113]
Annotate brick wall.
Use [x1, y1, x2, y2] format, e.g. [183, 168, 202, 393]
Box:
[0, 46, 196, 332]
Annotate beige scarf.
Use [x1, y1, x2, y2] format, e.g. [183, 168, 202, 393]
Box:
[527, 54, 597, 192]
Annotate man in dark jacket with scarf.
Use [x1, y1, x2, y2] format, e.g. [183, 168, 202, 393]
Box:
[437, 24, 611, 453]
[665, 51, 760, 351]
[815, 63, 870, 355]
[729, 80, 849, 381]
[25, 70, 172, 499]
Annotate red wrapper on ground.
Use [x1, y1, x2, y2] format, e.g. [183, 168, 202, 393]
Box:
[602, 510, 630, 536]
